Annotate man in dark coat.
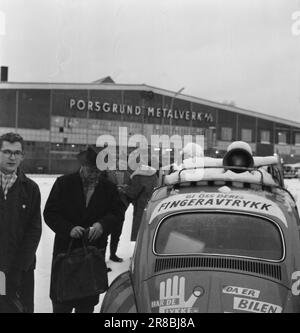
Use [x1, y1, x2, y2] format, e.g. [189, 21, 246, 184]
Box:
[122, 164, 158, 242]
[44, 147, 124, 313]
[102, 167, 131, 263]
[0, 132, 42, 313]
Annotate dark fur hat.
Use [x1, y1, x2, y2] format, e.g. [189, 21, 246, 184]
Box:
[77, 147, 97, 167]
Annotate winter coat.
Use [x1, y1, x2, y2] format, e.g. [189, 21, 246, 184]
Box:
[43, 171, 124, 303]
[0, 171, 42, 277]
[102, 170, 131, 211]
[123, 166, 158, 241]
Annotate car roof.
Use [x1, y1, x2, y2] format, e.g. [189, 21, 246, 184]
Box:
[284, 163, 300, 167]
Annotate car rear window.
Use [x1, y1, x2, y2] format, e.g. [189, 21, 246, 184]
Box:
[155, 212, 283, 261]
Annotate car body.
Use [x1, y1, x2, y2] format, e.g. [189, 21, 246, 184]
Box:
[101, 158, 300, 313]
[283, 163, 300, 179]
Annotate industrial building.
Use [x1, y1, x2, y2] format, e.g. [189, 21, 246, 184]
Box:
[1, 67, 300, 174]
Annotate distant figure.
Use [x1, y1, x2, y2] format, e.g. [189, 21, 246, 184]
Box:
[122, 163, 158, 242]
[172, 142, 204, 171]
[0, 132, 42, 313]
[44, 147, 123, 313]
[101, 167, 131, 263]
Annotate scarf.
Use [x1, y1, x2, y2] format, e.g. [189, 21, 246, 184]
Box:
[0, 171, 18, 200]
[79, 167, 100, 207]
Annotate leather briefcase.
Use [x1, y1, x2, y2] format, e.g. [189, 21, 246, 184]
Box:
[52, 238, 108, 303]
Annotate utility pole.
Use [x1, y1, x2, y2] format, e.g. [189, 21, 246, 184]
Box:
[169, 87, 185, 133]
[15, 90, 19, 132]
[170, 87, 185, 111]
[86, 89, 90, 148]
[166, 87, 185, 165]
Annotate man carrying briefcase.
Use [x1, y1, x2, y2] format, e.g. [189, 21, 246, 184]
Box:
[44, 147, 124, 313]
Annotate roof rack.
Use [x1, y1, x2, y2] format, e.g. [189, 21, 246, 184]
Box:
[177, 166, 265, 185]
[154, 161, 297, 203]
[162, 164, 283, 186]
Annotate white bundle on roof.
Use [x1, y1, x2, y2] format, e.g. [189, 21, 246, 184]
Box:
[164, 168, 276, 186]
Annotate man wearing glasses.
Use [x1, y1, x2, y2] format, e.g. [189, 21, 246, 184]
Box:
[0, 132, 42, 313]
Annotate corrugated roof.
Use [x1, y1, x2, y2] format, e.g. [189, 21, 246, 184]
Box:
[92, 76, 115, 84]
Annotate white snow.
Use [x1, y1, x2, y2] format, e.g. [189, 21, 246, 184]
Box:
[30, 175, 300, 313]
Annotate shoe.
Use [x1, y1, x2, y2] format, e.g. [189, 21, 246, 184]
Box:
[107, 267, 112, 272]
[110, 255, 123, 263]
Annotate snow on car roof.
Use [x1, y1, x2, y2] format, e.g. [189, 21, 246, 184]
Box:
[164, 168, 277, 186]
[149, 191, 288, 228]
[169, 155, 279, 169]
[163, 156, 280, 186]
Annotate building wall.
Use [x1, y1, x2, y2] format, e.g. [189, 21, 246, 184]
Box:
[217, 109, 237, 141]
[0, 89, 17, 127]
[19, 90, 50, 129]
[237, 114, 256, 143]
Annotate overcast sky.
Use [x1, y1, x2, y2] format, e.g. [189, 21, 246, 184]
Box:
[1, 0, 300, 122]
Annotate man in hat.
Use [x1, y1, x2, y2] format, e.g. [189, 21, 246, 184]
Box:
[44, 147, 124, 313]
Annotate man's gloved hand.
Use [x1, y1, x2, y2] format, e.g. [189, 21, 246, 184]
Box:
[70, 226, 86, 239]
[88, 222, 103, 242]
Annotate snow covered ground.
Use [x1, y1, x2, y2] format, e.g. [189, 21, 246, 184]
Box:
[31, 175, 300, 313]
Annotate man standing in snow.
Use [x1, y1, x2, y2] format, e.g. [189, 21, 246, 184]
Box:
[101, 167, 131, 263]
[44, 147, 124, 313]
[121, 162, 158, 242]
[0, 132, 42, 313]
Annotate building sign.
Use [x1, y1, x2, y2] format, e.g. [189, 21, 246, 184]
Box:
[69, 98, 214, 123]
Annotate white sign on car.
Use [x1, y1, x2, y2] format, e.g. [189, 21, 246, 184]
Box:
[149, 192, 287, 227]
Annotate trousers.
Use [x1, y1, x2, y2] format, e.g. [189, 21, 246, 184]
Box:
[0, 269, 34, 313]
[110, 218, 125, 256]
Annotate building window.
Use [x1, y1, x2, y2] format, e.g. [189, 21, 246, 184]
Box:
[278, 131, 287, 144]
[51, 116, 64, 127]
[260, 130, 270, 144]
[295, 133, 300, 145]
[241, 129, 252, 142]
[221, 127, 232, 141]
